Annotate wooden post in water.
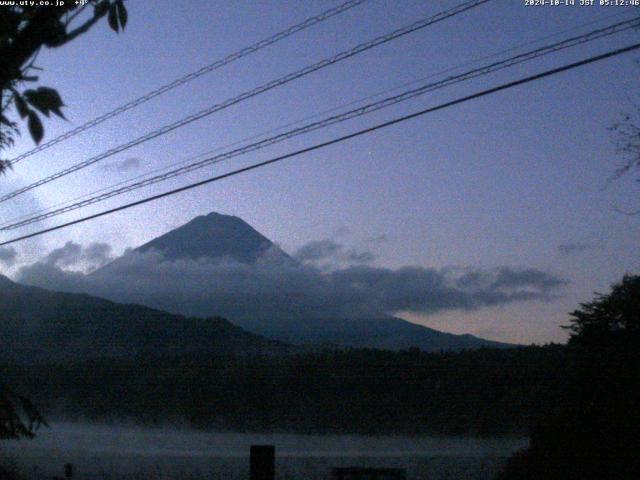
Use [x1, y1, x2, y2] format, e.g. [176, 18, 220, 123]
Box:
[53, 463, 73, 480]
[250, 445, 275, 480]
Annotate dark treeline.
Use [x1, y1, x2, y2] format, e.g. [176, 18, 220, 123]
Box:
[1, 345, 567, 436]
[498, 274, 640, 479]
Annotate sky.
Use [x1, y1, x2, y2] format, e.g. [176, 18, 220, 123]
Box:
[1, 0, 639, 344]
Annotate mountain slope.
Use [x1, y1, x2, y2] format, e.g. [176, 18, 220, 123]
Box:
[0, 275, 289, 364]
[92, 211, 513, 352]
[136, 212, 289, 263]
[235, 314, 512, 351]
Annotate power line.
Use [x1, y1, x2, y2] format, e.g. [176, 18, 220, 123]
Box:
[3, 8, 635, 233]
[2, 16, 637, 231]
[1, 42, 637, 247]
[7, 0, 369, 166]
[3, 9, 633, 230]
[0, 0, 491, 204]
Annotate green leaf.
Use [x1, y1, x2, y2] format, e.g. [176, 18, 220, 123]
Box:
[27, 111, 44, 145]
[108, 3, 119, 32]
[116, 0, 128, 29]
[14, 94, 29, 119]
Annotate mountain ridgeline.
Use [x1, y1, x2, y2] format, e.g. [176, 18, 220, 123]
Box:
[136, 212, 290, 264]
[0, 212, 526, 433]
[95, 211, 512, 351]
[2, 212, 512, 364]
[0, 275, 288, 364]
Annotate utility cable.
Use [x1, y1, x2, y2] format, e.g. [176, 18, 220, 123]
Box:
[1, 41, 637, 246]
[7, 0, 370, 165]
[0, 0, 491, 204]
[2, 17, 637, 231]
[3, 8, 632, 230]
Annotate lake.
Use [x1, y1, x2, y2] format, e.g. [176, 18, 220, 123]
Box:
[1, 422, 528, 479]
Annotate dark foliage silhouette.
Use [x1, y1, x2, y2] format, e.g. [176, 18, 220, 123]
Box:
[609, 96, 639, 215]
[3, 345, 566, 435]
[498, 275, 640, 480]
[0, 0, 128, 444]
[0, 384, 46, 439]
[564, 273, 640, 345]
[0, 0, 127, 172]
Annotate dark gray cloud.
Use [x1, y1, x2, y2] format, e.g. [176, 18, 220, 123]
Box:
[370, 234, 389, 243]
[45, 241, 82, 267]
[16, 243, 568, 322]
[295, 240, 342, 261]
[455, 268, 566, 294]
[294, 239, 375, 270]
[345, 249, 375, 264]
[41, 241, 114, 270]
[333, 226, 351, 237]
[558, 243, 591, 256]
[102, 157, 141, 172]
[0, 246, 17, 267]
[490, 268, 566, 292]
[82, 242, 114, 267]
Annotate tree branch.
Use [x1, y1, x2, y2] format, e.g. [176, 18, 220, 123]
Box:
[61, 9, 107, 45]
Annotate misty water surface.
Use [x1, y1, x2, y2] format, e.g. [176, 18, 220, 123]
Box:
[1, 422, 528, 479]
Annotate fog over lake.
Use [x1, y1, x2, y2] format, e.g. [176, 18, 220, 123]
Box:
[1, 422, 528, 479]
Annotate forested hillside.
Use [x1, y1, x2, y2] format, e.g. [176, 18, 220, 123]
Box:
[2, 345, 567, 435]
[0, 275, 288, 363]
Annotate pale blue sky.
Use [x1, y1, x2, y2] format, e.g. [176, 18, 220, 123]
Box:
[1, 0, 639, 343]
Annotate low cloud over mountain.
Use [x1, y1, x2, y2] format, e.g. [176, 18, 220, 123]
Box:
[13, 212, 568, 349]
[17, 243, 566, 322]
[0, 246, 17, 267]
[294, 239, 375, 271]
[34, 240, 115, 272]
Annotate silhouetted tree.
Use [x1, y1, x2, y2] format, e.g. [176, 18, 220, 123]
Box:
[498, 275, 640, 480]
[1, 0, 128, 442]
[610, 105, 640, 215]
[611, 107, 640, 187]
[564, 274, 640, 346]
[0, 384, 46, 439]
[0, 0, 128, 173]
